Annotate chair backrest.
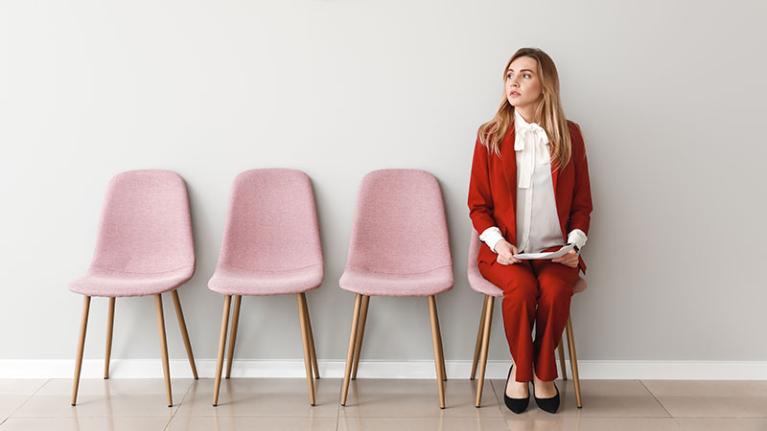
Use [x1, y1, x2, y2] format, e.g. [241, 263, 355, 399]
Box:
[90, 170, 195, 274]
[345, 169, 452, 274]
[468, 227, 482, 271]
[467, 228, 503, 296]
[216, 168, 323, 272]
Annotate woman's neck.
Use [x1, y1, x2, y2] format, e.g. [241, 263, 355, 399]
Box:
[515, 106, 536, 124]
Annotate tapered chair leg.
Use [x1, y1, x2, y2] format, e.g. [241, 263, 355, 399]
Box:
[104, 297, 115, 379]
[427, 295, 446, 409]
[225, 295, 242, 379]
[474, 295, 494, 407]
[154, 295, 173, 407]
[171, 290, 198, 379]
[432, 297, 447, 382]
[565, 317, 583, 408]
[470, 297, 488, 381]
[340, 294, 363, 406]
[351, 295, 369, 380]
[71, 296, 91, 406]
[558, 337, 567, 381]
[297, 293, 316, 405]
[213, 296, 232, 406]
[302, 294, 320, 380]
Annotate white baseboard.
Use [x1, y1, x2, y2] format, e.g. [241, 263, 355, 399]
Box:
[2, 359, 767, 380]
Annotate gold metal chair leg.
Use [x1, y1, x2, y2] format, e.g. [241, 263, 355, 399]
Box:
[565, 317, 583, 408]
[428, 295, 446, 409]
[351, 295, 369, 380]
[71, 296, 91, 406]
[171, 290, 198, 379]
[225, 295, 242, 379]
[302, 293, 320, 379]
[470, 297, 488, 381]
[104, 297, 115, 379]
[474, 295, 494, 407]
[297, 293, 317, 405]
[340, 294, 363, 406]
[154, 294, 173, 407]
[558, 337, 567, 381]
[212, 296, 232, 406]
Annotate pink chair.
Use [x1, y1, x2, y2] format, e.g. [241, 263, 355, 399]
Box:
[208, 169, 323, 406]
[69, 170, 198, 407]
[339, 169, 453, 409]
[467, 229, 586, 408]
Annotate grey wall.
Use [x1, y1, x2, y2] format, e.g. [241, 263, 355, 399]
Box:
[1, 0, 766, 364]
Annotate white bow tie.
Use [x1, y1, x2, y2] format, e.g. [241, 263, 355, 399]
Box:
[514, 123, 549, 189]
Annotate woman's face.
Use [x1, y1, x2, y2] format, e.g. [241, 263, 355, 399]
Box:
[505, 56, 543, 109]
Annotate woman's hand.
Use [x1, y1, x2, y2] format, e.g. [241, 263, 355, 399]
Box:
[495, 240, 521, 265]
[552, 249, 579, 268]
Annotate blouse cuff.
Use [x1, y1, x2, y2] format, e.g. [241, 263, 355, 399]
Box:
[479, 226, 505, 253]
[567, 229, 588, 251]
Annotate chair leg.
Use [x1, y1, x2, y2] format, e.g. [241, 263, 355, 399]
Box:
[433, 297, 447, 382]
[565, 317, 583, 408]
[302, 293, 320, 380]
[104, 297, 115, 379]
[71, 295, 91, 406]
[154, 294, 173, 407]
[470, 297, 488, 381]
[351, 295, 370, 380]
[427, 295, 446, 409]
[558, 337, 567, 381]
[212, 296, 232, 406]
[474, 295, 494, 408]
[225, 295, 242, 379]
[171, 290, 198, 380]
[340, 294, 363, 406]
[297, 293, 316, 406]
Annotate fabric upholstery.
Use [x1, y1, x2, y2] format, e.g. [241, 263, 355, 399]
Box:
[208, 168, 324, 296]
[340, 169, 453, 296]
[70, 170, 195, 297]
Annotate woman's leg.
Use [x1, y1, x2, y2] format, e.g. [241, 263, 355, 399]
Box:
[530, 260, 580, 382]
[478, 259, 538, 382]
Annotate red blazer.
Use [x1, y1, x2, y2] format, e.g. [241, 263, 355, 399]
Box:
[468, 120, 593, 274]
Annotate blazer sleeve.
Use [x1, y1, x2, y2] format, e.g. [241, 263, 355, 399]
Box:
[568, 123, 593, 235]
[467, 137, 498, 234]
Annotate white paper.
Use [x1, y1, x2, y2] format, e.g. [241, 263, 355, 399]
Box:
[512, 243, 575, 260]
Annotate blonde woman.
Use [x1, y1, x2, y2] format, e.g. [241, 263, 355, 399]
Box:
[467, 47, 593, 414]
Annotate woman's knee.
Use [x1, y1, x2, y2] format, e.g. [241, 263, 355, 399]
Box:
[537, 279, 573, 308]
[502, 278, 537, 302]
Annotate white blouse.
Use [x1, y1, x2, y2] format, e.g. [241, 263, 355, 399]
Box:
[479, 110, 587, 254]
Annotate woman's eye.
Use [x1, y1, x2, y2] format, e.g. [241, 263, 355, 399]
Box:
[523, 74, 531, 79]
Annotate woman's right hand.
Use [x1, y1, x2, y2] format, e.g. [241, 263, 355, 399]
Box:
[495, 240, 521, 265]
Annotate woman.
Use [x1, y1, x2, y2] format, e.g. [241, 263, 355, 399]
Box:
[467, 47, 593, 414]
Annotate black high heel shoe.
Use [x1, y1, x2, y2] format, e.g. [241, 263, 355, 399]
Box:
[532, 380, 560, 413]
[503, 364, 530, 414]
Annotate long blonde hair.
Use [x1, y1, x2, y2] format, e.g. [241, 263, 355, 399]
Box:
[478, 48, 572, 170]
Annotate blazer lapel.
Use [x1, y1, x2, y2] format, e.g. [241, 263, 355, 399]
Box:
[551, 161, 560, 199]
[500, 124, 517, 212]
[551, 159, 566, 238]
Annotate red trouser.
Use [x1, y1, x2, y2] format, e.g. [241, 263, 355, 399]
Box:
[478, 257, 579, 382]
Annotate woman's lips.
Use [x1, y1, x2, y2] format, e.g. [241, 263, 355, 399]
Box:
[510, 92, 521, 97]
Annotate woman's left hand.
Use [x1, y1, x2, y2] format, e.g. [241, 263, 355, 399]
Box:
[552, 250, 578, 268]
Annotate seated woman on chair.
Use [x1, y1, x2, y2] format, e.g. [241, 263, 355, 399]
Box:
[467, 47, 593, 414]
